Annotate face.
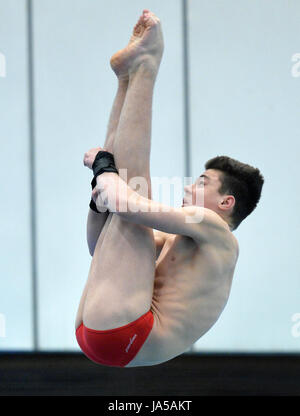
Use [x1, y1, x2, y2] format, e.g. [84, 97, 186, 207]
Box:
[182, 169, 226, 212]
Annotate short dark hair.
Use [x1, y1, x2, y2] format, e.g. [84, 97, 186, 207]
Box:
[204, 155, 264, 230]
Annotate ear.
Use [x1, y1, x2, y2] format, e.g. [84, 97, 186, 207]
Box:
[219, 195, 235, 211]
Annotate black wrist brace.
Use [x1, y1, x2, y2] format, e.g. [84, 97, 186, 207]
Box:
[91, 150, 119, 190]
[89, 150, 118, 213]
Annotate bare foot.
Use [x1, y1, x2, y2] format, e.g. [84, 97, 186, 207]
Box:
[110, 9, 164, 79]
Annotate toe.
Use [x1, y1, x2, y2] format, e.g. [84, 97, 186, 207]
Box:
[142, 10, 160, 25]
[138, 14, 145, 27]
[133, 15, 146, 35]
[143, 10, 151, 18]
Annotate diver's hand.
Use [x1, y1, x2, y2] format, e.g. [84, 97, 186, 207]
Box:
[83, 146, 106, 170]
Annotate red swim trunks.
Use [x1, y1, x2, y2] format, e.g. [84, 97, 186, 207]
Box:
[75, 310, 154, 367]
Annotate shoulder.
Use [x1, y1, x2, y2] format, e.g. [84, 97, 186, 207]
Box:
[184, 206, 232, 244]
[182, 206, 226, 230]
[205, 210, 240, 259]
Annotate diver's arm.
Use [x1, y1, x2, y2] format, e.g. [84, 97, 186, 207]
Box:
[93, 173, 225, 244]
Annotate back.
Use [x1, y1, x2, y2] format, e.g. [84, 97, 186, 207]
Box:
[127, 226, 239, 366]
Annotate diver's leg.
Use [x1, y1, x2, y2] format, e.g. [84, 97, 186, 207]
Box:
[82, 10, 164, 330]
[86, 79, 128, 258]
[76, 74, 128, 330]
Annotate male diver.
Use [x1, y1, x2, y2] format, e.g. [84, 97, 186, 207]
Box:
[75, 10, 264, 367]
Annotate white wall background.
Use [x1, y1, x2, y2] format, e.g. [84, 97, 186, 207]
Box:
[0, 0, 33, 349]
[189, 0, 300, 352]
[0, 0, 299, 352]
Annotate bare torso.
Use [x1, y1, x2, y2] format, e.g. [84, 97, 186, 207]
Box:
[126, 224, 239, 367]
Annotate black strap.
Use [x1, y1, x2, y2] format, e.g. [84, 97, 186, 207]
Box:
[89, 150, 118, 213]
[91, 151, 118, 190]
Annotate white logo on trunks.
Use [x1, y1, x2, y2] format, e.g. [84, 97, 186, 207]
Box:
[125, 334, 137, 353]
